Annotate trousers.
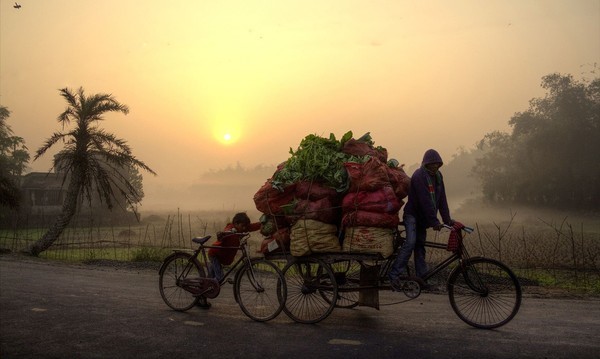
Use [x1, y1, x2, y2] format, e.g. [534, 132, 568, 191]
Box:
[208, 256, 224, 282]
[388, 214, 428, 279]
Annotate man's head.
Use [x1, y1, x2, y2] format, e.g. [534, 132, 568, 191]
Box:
[232, 212, 251, 232]
[422, 149, 443, 174]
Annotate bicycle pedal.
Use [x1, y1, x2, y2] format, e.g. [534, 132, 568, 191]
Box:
[402, 280, 421, 299]
[390, 276, 423, 298]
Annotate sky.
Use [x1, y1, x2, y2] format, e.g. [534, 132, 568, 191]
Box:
[1, 0, 599, 212]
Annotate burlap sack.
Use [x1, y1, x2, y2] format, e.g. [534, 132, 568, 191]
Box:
[343, 226, 394, 258]
[290, 219, 341, 256]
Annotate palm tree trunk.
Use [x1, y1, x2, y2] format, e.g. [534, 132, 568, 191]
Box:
[28, 176, 81, 256]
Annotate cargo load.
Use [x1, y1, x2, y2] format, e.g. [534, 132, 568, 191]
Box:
[253, 131, 409, 257]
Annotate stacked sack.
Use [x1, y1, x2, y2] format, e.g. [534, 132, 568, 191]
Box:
[341, 143, 409, 258]
[253, 131, 410, 258]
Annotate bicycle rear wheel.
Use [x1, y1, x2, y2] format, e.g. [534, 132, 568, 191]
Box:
[282, 257, 338, 324]
[324, 260, 360, 308]
[159, 252, 205, 311]
[235, 258, 286, 322]
[448, 257, 521, 329]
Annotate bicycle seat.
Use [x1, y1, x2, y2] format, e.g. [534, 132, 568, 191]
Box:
[192, 236, 211, 245]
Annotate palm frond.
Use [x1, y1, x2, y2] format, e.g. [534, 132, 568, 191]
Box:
[34, 132, 66, 160]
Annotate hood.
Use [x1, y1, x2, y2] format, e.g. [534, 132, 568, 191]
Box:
[421, 149, 443, 166]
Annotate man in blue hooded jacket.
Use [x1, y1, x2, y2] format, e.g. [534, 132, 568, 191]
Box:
[389, 149, 453, 287]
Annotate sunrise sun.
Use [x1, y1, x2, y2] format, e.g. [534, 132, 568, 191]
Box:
[212, 123, 240, 145]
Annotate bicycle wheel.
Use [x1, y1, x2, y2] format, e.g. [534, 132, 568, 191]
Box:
[447, 257, 522, 329]
[159, 252, 205, 311]
[235, 258, 287, 322]
[282, 257, 338, 324]
[323, 260, 360, 309]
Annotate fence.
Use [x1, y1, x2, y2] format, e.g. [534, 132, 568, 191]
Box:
[1, 211, 598, 294]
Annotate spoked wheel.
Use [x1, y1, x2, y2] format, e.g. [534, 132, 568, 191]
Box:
[159, 252, 205, 311]
[448, 257, 522, 329]
[323, 260, 361, 308]
[282, 257, 338, 324]
[235, 258, 287, 322]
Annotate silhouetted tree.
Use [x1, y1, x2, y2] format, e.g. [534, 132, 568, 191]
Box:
[0, 106, 30, 209]
[28, 87, 156, 256]
[473, 73, 600, 210]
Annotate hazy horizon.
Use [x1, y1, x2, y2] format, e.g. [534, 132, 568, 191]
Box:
[2, 0, 599, 212]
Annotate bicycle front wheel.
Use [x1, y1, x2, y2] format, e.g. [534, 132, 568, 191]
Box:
[448, 257, 522, 329]
[235, 258, 286, 322]
[159, 252, 205, 311]
[282, 257, 338, 324]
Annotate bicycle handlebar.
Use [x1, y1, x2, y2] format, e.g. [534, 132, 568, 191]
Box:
[443, 224, 474, 234]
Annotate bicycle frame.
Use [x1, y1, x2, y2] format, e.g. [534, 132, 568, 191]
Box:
[377, 226, 473, 287]
[195, 233, 267, 294]
[160, 231, 288, 322]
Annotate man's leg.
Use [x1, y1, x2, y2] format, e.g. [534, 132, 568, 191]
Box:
[413, 225, 428, 278]
[389, 215, 417, 280]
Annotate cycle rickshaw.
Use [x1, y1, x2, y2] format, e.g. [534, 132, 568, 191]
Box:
[267, 223, 522, 329]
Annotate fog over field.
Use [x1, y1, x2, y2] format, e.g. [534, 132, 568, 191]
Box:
[2, 1, 598, 230]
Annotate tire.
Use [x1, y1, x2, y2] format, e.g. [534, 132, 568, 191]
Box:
[158, 252, 205, 311]
[282, 257, 338, 324]
[323, 260, 360, 309]
[447, 257, 522, 329]
[235, 258, 287, 322]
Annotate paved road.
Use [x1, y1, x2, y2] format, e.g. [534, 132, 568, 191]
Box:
[1, 254, 599, 359]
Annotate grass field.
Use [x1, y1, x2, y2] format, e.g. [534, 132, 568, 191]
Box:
[1, 208, 598, 296]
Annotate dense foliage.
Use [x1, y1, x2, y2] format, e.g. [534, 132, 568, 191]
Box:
[473, 73, 600, 210]
[271, 131, 355, 191]
[0, 106, 30, 209]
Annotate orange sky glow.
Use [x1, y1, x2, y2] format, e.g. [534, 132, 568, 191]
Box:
[1, 0, 599, 211]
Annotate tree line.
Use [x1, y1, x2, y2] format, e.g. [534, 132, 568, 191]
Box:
[473, 73, 599, 210]
[1, 72, 598, 255]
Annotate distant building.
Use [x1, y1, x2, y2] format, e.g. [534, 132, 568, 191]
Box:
[20, 172, 65, 218]
[0, 171, 137, 228]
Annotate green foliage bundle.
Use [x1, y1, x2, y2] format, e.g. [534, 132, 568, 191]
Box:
[271, 131, 362, 192]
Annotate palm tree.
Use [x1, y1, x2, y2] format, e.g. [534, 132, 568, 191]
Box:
[28, 87, 156, 256]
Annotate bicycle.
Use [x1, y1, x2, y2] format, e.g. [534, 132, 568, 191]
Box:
[277, 223, 522, 329]
[158, 232, 287, 322]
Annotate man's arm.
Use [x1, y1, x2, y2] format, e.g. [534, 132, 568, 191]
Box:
[248, 222, 261, 232]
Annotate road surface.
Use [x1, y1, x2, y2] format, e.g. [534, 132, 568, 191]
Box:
[1, 254, 599, 358]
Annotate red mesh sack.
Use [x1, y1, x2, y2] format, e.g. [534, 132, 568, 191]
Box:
[295, 181, 338, 200]
[285, 196, 339, 224]
[345, 157, 390, 192]
[253, 181, 297, 215]
[342, 186, 401, 214]
[342, 138, 388, 163]
[387, 165, 410, 200]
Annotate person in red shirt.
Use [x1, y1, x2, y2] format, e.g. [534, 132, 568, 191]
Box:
[207, 212, 261, 282]
[198, 212, 261, 309]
